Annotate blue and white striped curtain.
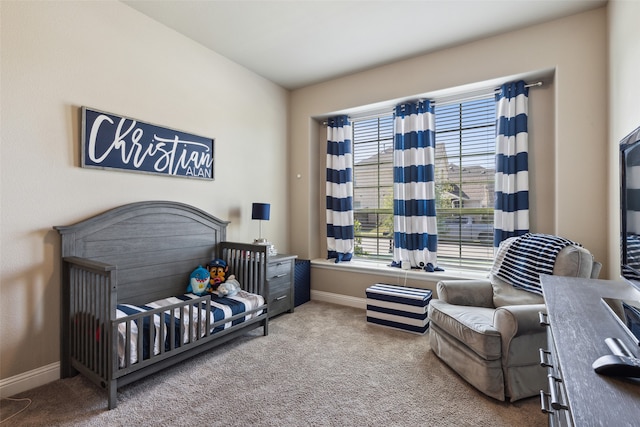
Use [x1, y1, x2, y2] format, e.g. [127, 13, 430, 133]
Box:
[326, 115, 354, 263]
[392, 101, 438, 268]
[494, 80, 529, 248]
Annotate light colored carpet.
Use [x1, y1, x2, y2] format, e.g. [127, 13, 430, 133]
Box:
[1, 301, 546, 426]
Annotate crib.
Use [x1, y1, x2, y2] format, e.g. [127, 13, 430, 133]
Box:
[54, 201, 269, 409]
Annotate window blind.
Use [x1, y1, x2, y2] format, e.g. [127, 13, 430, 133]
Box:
[434, 97, 495, 269]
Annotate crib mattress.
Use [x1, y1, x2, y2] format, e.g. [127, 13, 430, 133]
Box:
[116, 290, 264, 366]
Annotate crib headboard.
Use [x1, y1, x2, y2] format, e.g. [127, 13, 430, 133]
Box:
[55, 201, 229, 304]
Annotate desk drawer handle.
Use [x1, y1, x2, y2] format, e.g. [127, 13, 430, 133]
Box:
[273, 273, 288, 278]
[540, 390, 554, 414]
[539, 312, 550, 326]
[539, 348, 554, 369]
[548, 375, 569, 411]
[274, 295, 287, 301]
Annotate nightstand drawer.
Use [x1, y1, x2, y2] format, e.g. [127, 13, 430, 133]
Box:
[267, 261, 291, 279]
[269, 290, 292, 315]
[268, 275, 291, 294]
[265, 254, 296, 318]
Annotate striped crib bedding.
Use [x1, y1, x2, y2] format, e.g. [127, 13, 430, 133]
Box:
[116, 291, 264, 367]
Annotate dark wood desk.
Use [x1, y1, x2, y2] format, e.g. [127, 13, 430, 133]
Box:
[541, 275, 640, 426]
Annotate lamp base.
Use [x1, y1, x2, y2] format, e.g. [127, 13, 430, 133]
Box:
[253, 239, 277, 255]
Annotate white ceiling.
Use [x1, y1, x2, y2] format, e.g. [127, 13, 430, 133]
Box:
[123, 0, 607, 90]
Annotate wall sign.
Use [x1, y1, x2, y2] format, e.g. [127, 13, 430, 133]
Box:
[81, 107, 214, 180]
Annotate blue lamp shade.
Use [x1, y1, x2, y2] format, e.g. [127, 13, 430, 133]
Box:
[251, 203, 270, 221]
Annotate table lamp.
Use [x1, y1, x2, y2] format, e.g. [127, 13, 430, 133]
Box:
[251, 202, 270, 244]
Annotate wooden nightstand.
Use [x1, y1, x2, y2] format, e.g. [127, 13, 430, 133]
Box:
[266, 254, 297, 318]
[218, 241, 297, 319]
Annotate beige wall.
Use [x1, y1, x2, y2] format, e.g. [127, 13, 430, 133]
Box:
[608, 0, 640, 281]
[290, 8, 609, 298]
[0, 1, 288, 383]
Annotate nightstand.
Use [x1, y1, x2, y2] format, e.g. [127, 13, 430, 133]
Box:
[266, 254, 297, 317]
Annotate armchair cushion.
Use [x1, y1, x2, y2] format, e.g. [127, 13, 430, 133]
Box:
[428, 300, 502, 360]
[491, 276, 544, 307]
[436, 279, 494, 307]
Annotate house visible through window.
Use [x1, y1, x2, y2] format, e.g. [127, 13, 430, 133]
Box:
[352, 97, 496, 270]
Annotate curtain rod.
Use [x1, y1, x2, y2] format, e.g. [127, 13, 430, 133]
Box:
[323, 81, 543, 124]
[436, 81, 543, 107]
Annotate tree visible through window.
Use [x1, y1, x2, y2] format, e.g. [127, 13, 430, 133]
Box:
[351, 97, 496, 270]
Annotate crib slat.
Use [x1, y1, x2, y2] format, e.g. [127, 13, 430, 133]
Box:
[188, 303, 194, 344]
[168, 309, 175, 352]
[125, 320, 132, 368]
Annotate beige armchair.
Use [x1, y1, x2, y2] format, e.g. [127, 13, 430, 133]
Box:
[427, 243, 601, 401]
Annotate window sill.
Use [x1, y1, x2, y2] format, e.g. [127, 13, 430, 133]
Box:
[310, 258, 489, 283]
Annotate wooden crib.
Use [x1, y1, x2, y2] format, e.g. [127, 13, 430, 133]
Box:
[54, 201, 269, 409]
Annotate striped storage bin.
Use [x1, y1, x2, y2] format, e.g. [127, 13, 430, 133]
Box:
[366, 284, 432, 334]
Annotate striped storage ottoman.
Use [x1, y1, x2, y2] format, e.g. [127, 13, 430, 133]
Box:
[365, 284, 432, 334]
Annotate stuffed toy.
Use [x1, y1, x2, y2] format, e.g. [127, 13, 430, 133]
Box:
[208, 258, 228, 291]
[217, 274, 240, 297]
[187, 265, 211, 296]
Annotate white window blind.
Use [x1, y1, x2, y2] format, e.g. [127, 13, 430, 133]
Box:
[434, 97, 495, 269]
[352, 116, 394, 259]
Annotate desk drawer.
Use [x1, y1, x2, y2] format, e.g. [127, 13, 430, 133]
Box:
[539, 312, 573, 427]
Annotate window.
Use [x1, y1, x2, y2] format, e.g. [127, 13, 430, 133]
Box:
[352, 116, 395, 260]
[351, 97, 496, 270]
[434, 98, 495, 269]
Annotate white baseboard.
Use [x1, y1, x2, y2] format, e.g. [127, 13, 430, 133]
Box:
[0, 362, 59, 398]
[310, 290, 366, 309]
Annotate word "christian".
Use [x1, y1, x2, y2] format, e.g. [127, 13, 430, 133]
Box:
[87, 114, 213, 178]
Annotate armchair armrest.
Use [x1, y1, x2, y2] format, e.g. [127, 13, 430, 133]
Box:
[493, 304, 547, 337]
[436, 279, 494, 307]
[494, 303, 548, 401]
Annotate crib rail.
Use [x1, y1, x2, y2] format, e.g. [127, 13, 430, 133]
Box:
[113, 297, 267, 376]
[115, 296, 211, 375]
[220, 242, 268, 295]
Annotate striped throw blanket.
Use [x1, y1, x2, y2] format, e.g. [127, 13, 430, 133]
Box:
[624, 233, 640, 280]
[492, 233, 580, 295]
